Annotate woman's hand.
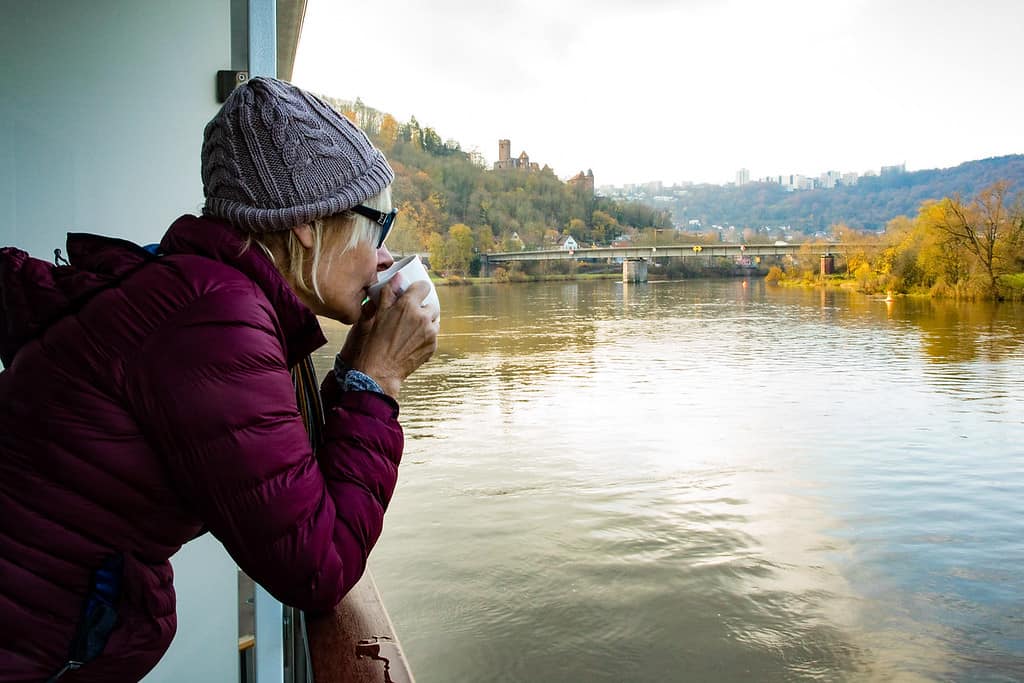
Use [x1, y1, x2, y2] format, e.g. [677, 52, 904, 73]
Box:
[338, 292, 381, 369]
[349, 278, 439, 398]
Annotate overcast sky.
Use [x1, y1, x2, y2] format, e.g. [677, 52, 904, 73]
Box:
[292, 0, 1024, 187]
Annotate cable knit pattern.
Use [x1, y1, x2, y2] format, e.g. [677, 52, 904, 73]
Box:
[201, 77, 394, 233]
[200, 92, 256, 207]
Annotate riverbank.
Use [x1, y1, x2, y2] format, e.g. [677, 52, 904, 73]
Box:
[425, 262, 1017, 301]
[431, 269, 766, 287]
[431, 272, 622, 286]
[766, 268, 1024, 302]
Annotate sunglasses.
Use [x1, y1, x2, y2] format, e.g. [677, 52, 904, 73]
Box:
[350, 205, 397, 249]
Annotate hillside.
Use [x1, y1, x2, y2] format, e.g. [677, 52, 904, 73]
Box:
[319, 95, 671, 262]
[655, 155, 1024, 234]
[320, 94, 1022, 246]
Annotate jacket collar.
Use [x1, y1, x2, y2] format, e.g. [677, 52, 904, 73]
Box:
[159, 215, 327, 367]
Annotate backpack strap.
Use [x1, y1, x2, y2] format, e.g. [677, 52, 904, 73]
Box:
[45, 553, 124, 682]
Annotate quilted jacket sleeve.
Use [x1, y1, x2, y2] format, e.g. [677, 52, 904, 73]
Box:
[127, 280, 402, 612]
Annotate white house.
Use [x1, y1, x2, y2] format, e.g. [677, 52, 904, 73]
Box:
[557, 235, 579, 251]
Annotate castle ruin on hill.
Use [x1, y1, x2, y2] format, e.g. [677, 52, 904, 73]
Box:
[493, 139, 540, 172]
[567, 169, 595, 195]
[493, 139, 594, 196]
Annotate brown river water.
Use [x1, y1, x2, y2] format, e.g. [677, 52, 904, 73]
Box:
[315, 278, 1024, 683]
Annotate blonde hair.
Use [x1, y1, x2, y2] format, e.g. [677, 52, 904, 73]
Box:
[246, 188, 392, 302]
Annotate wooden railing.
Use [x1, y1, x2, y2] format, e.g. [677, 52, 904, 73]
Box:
[239, 571, 414, 683]
[306, 572, 415, 683]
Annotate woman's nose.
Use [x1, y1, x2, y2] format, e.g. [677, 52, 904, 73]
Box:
[377, 245, 395, 271]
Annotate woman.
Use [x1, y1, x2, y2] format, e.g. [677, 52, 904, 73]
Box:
[0, 77, 438, 681]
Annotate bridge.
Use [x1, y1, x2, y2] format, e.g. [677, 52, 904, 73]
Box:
[482, 242, 815, 264]
[480, 242, 858, 281]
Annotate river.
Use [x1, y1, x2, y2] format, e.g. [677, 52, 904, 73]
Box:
[316, 277, 1024, 683]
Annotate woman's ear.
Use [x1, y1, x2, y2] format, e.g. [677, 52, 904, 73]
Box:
[291, 224, 315, 249]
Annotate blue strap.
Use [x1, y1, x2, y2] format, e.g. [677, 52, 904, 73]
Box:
[47, 554, 123, 681]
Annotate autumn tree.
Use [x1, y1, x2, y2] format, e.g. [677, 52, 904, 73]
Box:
[831, 223, 880, 280]
[874, 215, 921, 292]
[446, 223, 475, 275]
[911, 206, 971, 294]
[474, 225, 496, 253]
[378, 114, 399, 151]
[426, 231, 445, 273]
[566, 218, 587, 243]
[592, 210, 619, 245]
[384, 203, 424, 256]
[920, 181, 1023, 299]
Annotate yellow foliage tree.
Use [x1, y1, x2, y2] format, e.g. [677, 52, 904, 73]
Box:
[386, 202, 423, 255]
[378, 114, 399, 151]
[919, 182, 1023, 299]
[591, 210, 618, 245]
[446, 223, 474, 275]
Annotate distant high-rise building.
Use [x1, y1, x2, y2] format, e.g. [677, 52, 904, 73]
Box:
[736, 168, 750, 186]
[819, 170, 841, 189]
[880, 163, 906, 176]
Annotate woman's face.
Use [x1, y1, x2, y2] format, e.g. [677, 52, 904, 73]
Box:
[292, 218, 394, 324]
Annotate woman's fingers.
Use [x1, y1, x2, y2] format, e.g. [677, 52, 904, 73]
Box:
[351, 280, 438, 398]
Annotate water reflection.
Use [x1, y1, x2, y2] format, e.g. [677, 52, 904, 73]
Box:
[315, 279, 1024, 683]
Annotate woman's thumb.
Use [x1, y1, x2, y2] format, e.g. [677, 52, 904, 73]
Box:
[379, 273, 403, 308]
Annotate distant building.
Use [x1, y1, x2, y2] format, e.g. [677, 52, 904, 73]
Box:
[567, 169, 595, 195]
[770, 174, 813, 191]
[819, 170, 841, 189]
[880, 163, 906, 176]
[557, 235, 579, 251]
[736, 168, 750, 186]
[493, 139, 540, 172]
[468, 150, 487, 167]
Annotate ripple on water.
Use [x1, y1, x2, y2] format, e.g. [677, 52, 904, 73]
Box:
[330, 280, 1024, 683]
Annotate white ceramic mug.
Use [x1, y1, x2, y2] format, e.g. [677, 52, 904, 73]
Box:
[366, 254, 440, 315]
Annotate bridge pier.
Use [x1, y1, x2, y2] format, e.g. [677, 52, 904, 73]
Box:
[623, 258, 648, 283]
[479, 257, 489, 278]
[820, 253, 834, 277]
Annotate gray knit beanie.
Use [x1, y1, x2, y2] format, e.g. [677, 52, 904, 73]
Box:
[201, 76, 394, 232]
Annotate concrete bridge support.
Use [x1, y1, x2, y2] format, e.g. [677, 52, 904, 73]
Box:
[623, 258, 648, 283]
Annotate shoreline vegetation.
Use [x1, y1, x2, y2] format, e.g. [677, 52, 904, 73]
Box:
[423, 179, 1024, 301]
[428, 251, 1024, 302]
[321, 100, 1022, 303]
[761, 181, 1024, 302]
[425, 180, 1024, 302]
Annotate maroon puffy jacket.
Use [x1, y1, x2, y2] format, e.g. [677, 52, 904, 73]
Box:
[0, 215, 404, 681]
